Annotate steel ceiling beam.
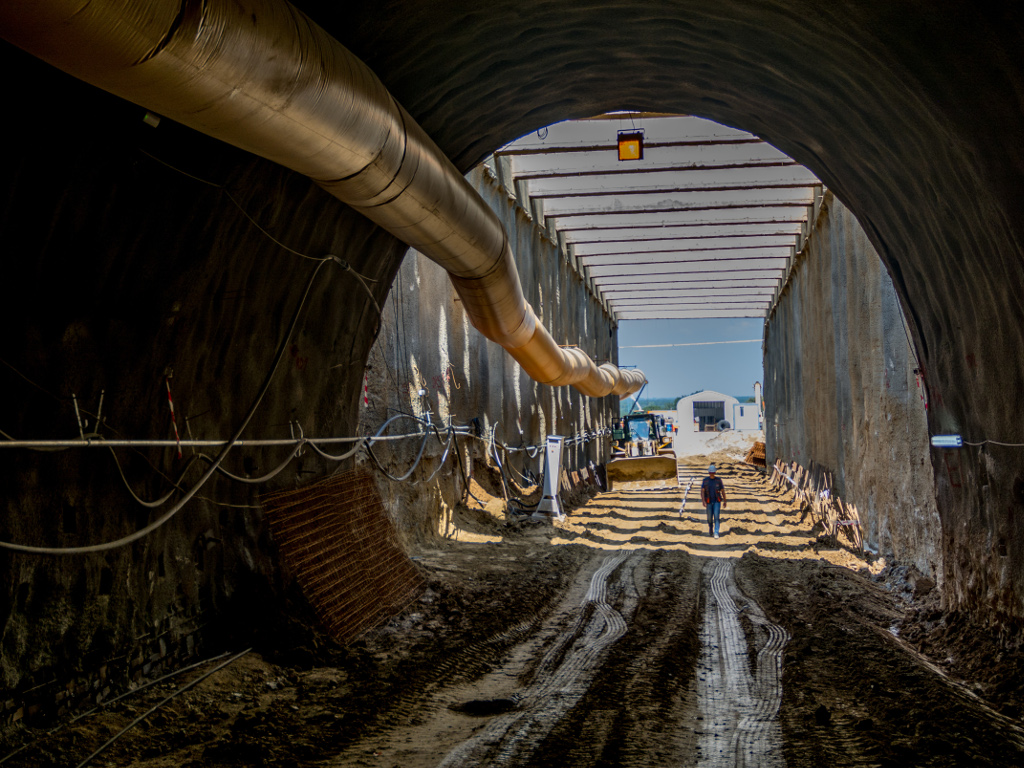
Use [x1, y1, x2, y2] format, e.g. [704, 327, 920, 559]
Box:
[609, 298, 772, 306]
[601, 283, 778, 293]
[616, 312, 767, 319]
[586, 255, 788, 266]
[495, 137, 765, 157]
[577, 246, 790, 259]
[546, 202, 812, 221]
[558, 218, 805, 232]
[513, 160, 800, 181]
[532, 182, 817, 201]
[570, 232, 798, 244]
[592, 267, 782, 278]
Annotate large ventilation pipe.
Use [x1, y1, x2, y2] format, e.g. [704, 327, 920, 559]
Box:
[1, 0, 645, 399]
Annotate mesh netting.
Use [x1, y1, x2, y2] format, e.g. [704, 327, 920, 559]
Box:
[262, 470, 424, 643]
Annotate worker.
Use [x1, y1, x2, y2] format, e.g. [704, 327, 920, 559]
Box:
[701, 464, 727, 538]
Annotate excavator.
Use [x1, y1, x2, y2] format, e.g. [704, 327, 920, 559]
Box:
[606, 411, 678, 486]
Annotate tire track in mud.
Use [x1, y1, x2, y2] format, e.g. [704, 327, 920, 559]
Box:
[438, 551, 643, 766]
[698, 558, 789, 767]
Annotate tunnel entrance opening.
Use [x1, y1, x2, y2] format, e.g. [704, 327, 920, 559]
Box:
[474, 112, 818, 468]
[2, 1, 1024, 762]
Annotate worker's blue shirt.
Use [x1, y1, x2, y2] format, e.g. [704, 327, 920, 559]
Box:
[701, 476, 724, 504]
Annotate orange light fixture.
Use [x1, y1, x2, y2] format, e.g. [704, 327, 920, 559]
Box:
[617, 130, 644, 161]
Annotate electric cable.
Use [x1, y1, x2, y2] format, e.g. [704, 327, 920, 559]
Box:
[365, 414, 434, 483]
[140, 150, 329, 264]
[197, 445, 304, 484]
[0, 650, 236, 766]
[488, 423, 531, 508]
[0, 355, 69, 403]
[504, 454, 535, 487]
[305, 438, 365, 463]
[74, 648, 252, 768]
[451, 432, 490, 507]
[416, 427, 456, 486]
[0, 256, 334, 555]
[107, 448, 204, 508]
[962, 439, 1024, 447]
[329, 255, 381, 316]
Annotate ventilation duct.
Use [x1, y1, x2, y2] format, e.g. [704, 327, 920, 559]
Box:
[0, 0, 645, 398]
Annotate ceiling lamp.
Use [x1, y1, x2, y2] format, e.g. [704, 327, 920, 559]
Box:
[617, 130, 644, 161]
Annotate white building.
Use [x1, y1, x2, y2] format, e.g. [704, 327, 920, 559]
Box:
[675, 390, 759, 432]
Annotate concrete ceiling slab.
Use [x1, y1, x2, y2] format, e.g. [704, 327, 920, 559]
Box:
[489, 114, 819, 319]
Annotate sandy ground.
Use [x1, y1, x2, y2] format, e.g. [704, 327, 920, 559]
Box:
[4, 450, 1024, 767]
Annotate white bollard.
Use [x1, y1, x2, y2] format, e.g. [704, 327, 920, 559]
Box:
[534, 436, 565, 519]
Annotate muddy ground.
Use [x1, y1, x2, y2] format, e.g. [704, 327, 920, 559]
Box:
[4, 459, 1024, 767]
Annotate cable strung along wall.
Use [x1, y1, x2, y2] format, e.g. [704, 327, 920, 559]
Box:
[360, 164, 622, 541]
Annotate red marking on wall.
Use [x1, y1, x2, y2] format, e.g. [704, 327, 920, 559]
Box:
[431, 365, 461, 394]
[165, 376, 182, 459]
[966, 352, 977, 369]
[290, 344, 307, 371]
[944, 452, 962, 489]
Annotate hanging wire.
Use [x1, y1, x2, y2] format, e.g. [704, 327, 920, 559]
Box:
[451, 432, 490, 507]
[73, 648, 252, 768]
[0, 256, 336, 555]
[139, 150, 328, 264]
[962, 439, 1024, 447]
[365, 414, 438, 483]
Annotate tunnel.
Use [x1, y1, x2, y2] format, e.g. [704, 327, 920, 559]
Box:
[1, 0, 1023, 763]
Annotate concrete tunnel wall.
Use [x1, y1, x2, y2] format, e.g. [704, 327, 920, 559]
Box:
[0, 45, 413, 710]
[359, 164, 620, 543]
[764, 192, 942, 584]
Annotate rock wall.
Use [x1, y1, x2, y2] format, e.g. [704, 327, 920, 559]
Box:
[764, 193, 942, 582]
[0, 43, 617, 720]
[359, 165, 620, 543]
[0, 45, 401, 719]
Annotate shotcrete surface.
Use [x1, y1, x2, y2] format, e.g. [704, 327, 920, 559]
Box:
[764, 195, 942, 588]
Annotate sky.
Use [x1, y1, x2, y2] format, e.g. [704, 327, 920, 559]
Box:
[616, 318, 764, 401]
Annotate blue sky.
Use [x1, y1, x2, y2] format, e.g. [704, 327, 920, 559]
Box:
[616, 318, 764, 401]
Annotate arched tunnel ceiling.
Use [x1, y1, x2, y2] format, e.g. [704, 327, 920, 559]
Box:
[297, 1, 1024, 361]
[293, 0, 1024, 453]
[490, 113, 822, 320]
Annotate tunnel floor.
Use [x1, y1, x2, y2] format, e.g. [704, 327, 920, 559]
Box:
[5, 461, 1024, 767]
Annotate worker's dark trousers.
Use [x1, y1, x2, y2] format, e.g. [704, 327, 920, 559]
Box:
[706, 502, 721, 536]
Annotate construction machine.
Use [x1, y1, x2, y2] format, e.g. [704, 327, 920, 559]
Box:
[606, 412, 678, 485]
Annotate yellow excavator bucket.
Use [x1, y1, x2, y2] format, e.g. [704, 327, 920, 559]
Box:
[606, 452, 679, 483]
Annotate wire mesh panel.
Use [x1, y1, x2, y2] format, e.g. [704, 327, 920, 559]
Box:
[262, 470, 424, 643]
